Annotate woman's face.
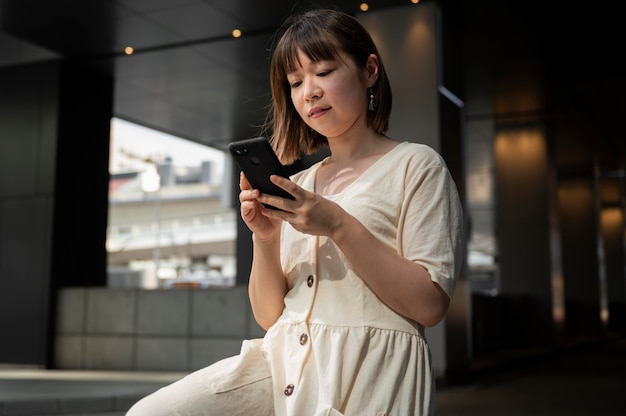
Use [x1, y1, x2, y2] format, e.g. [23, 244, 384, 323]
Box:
[286, 50, 371, 140]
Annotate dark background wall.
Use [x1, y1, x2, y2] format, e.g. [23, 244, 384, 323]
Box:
[0, 61, 112, 367]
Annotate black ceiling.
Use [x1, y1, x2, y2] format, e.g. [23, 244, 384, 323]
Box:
[0, 0, 409, 150]
[1, 0, 624, 157]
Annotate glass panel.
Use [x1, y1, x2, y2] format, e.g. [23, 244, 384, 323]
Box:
[107, 118, 235, 289]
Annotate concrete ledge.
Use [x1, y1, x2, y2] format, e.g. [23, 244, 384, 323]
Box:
[54, 286, 265, 372]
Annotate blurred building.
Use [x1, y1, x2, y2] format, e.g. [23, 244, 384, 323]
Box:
[106, 158, 236, 289]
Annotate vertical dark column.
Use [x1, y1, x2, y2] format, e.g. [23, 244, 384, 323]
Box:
[437, 0, 471, 381]
[494, 125, 554, 348]
[0, 62, 59, 366]
[558, 177, 604, 339]
[600, 175, 626, 332]
[50, 61, 113, 367]
[48, 61, 113, 367]
[50, 61, 113, 289]
[231, 157, 253, 286]
[234, 215, 253, 286]
[0, 60, 112, 367]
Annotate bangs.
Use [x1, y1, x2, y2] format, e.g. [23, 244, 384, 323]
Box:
[275, 25, 342, 74]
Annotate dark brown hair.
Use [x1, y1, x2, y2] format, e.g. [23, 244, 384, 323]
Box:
[263, 9, 392, 165]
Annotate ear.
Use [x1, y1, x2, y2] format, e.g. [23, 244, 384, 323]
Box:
[365, 54, 379, 87]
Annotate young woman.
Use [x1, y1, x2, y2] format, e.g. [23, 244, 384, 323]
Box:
[127, 8, 463, 416]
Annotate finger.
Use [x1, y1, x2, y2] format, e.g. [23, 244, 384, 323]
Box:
[239, 171, 253, 190]
[240, 200, 255, 214]
[239, 189, 260, 203]
[260, 201, 295, 220]
[258, 195, 289, 212]
[270, 175, 300, 197]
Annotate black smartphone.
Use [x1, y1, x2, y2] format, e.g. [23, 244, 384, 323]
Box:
[228, 137, 295, 208]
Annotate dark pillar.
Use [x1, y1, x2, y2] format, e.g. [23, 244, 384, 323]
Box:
[0, 60, 113, 367]
[51, 61, 113, 288]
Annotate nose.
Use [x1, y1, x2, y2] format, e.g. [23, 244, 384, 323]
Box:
[302, 77, 321, 101]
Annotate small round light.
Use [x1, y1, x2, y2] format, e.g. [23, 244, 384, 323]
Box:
[360, 3, 369, 11]
[232, 29, 242, 38]
[124, 46, 134, 55]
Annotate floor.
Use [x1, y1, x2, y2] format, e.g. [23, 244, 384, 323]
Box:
[435, 335, 626, 415]
[1, 336, 624, 415]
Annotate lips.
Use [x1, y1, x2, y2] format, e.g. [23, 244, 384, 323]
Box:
[309, 106, 329, 118]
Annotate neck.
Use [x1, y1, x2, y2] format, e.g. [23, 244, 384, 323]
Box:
[326, 132, 389, 164]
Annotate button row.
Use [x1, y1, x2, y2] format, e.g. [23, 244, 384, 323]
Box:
[284, 274, 315, 397]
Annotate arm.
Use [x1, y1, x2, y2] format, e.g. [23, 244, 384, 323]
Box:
[248, 233, 288, 330]
[340, 165, 463, 327]
[238, 172, 288, 330]
[330, 213, 450, 327]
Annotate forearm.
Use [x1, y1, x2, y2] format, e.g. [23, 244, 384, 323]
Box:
[331, 214, 450, 327]
[248, 233, 288, 330]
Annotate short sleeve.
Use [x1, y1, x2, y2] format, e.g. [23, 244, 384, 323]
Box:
[397, 148, 464, 299]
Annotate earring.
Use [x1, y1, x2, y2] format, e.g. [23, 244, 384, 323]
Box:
[368, 88, 375, 112]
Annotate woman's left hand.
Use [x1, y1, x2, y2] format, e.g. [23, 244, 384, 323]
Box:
[259, 175, 346, 238]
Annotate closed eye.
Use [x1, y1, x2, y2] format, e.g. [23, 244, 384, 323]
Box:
[287, 67, 333, 88]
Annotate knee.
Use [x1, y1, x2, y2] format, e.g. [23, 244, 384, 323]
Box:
[125, 400, 151, 416]
[126, 392, 169, 416]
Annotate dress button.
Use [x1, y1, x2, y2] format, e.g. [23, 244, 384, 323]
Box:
[307, 275, 314, 287]
[299, 333, 308, 345]
[284, 384, 295, 396]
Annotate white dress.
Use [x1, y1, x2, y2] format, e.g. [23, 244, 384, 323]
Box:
[126, 141, 464, 416]
[265, 141, 463, 415]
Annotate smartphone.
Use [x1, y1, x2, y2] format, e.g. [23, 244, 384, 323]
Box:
[228, 137, 295, 208]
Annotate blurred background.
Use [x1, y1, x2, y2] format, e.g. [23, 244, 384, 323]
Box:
[0, 0, 624, 394]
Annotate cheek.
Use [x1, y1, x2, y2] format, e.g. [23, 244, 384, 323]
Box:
[334, 76, 365, 103]
[290, 93, 311, 125]
[336, 85, 365, 110]
[290, 91, 304, 112]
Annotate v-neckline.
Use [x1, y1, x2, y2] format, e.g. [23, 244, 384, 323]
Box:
[314, 141, 405, 197]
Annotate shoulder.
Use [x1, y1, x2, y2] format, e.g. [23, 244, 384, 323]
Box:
[393, 141, 448, 169]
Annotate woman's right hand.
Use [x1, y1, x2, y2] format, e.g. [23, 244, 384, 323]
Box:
[238, 172, 282, 241]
